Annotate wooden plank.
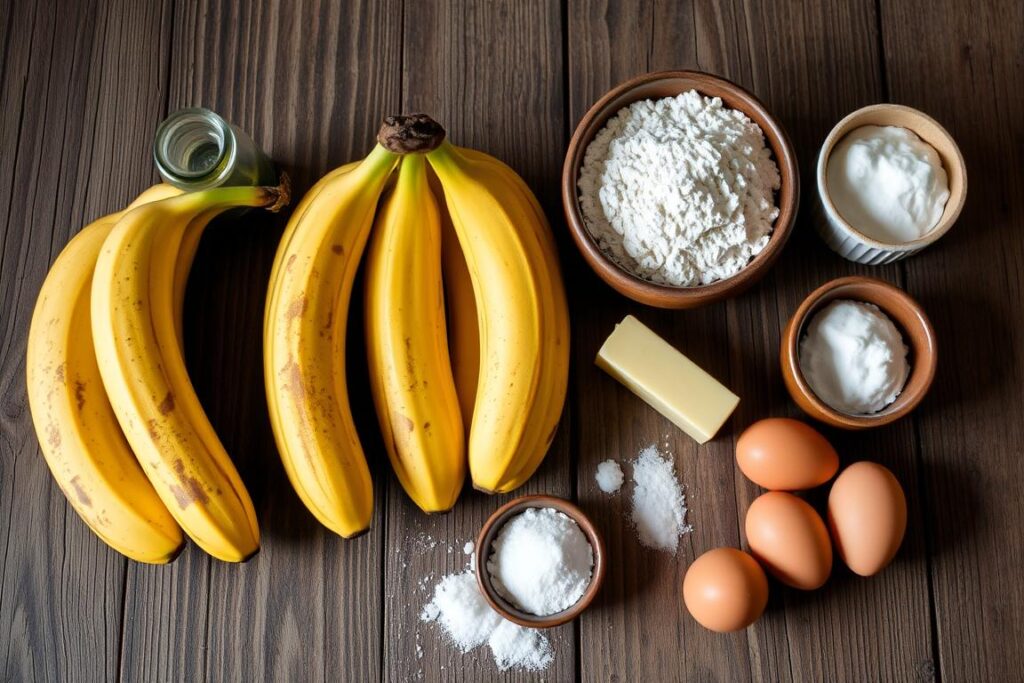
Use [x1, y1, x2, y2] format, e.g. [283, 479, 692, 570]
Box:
[568, 0, 935, 680]
[708, 1, 937, 681]
[879, 0, 1024, 679]
[383, 1, 575, 681]
[569, 6, 761, 683]
[117, 0, 403, 681]
[0, 0, 173, 681]
[566, 5, 748, 681]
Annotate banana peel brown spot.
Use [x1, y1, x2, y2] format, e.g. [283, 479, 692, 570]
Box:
[46, 424, 61, 449]
[147, 419, 160, 441]
[55, 362, 66, 385]
[285, 297, 307, 321]
[158, 391, 175, 415]
[169, 458, 210, 508]
[73, 380, 86, 411]
[285, 254, 297, 272]
[281, 360, 306, 401]
[69, 476, 91, 507]
[331, 244, 343, 255]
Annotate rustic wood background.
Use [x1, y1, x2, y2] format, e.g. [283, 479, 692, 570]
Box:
[2, 0, 1022, 680]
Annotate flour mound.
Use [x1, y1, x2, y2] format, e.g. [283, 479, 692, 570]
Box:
[578, 90, 780, 287]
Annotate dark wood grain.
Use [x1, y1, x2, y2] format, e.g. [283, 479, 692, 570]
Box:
[1, 0, 1022, 681]
[711, 1, 936, 680]
[566, 4, 748, 682]
[382, 1, 576, 681]
[0, 1, 172, 680]
[116, 1, 404, 681]
[879, 0, 1024, 679]
[568, 1, 935, 681]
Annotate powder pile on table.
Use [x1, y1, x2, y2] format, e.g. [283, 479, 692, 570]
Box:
[595, 446, 692, 553]
[595, 459, 624, 493]
[630, 445, 691, 552]
[420, 571, 553, 672]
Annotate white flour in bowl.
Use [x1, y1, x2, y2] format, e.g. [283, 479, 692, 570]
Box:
[578, 90, 780, 287]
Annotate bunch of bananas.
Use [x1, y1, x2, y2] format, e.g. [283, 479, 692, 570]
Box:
[28, 113, 567, 560]
[265, 114, 569, 535]
[27, 180, 289, 563]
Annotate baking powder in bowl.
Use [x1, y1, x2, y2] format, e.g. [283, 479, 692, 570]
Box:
[487, 507, 593, 616]
[577, 90, 780, 287]
[799, 300, 910, 414]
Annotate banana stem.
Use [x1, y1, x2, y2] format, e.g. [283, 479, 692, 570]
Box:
[169, 172, 292, 214]
[377, 114, 446, 154]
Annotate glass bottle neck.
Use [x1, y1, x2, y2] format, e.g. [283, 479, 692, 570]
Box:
[153, 108, 276, 191]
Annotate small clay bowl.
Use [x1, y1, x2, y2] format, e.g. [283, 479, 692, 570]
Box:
[561, 70, 799, 309]
[781, 276, 937, 429]
[816, 103, 967, 264]
[475, 495, 605, 628]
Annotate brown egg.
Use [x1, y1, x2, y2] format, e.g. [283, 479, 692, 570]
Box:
[683, 547, 768, 632]
[828, 462, 907, 576]
[736, 418, 839, 490]
[745, 492, 832, 590]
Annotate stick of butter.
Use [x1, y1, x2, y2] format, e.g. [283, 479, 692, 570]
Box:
[595, 315, 739, 444]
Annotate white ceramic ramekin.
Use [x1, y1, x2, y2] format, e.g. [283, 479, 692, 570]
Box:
[815, 104, 967, 265]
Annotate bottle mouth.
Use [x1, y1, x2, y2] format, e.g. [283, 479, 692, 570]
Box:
[154, 108, 234, 184]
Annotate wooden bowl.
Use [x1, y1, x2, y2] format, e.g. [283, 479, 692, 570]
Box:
[561, 70, 799, 308]
[474, 495, 605, 628]
[781, 276, 937, 429]
[815, 104, 967, 264]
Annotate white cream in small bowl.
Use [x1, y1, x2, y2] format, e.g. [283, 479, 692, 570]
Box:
[815, 104, 966, 265]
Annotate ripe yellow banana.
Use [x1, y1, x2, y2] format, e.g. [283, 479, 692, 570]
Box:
[27, 184, 185, 564]
[441, 207, 479, 432]
[426, 140, 570, 493]
[264, 145, 398, 537]
[92, 182, 288, 562]
[456, 146, 571, 488]
[364, 154, 465, 513]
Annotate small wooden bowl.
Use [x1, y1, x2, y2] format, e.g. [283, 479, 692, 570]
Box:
[781, 276, 937, 429]
[561, 70, 799, 308]
[815, 104, 967, 264]
[475, 495, 605, 628]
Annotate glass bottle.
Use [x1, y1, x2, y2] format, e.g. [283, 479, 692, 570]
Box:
[153, 107, 277, 191]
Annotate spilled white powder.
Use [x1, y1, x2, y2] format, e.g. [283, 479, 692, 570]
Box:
[630, 445, 691, 552]
[463, 540, 475, 555]
[595, 459, 624, 493]
[420, 571, 554, 672]
[419, 572, 499, 650]
[578, 90, 780, 287]
[487, 507, 594, 616]
[488, 620, 554, 672]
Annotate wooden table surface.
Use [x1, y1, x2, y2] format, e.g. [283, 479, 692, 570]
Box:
[2, 0, 1022, 681]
